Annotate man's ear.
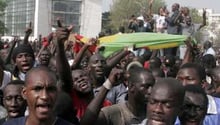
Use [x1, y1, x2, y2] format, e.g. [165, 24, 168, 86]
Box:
[128, 83, 135, 93]
[211, 76, 217, 82]
[22, 86, 27, 100]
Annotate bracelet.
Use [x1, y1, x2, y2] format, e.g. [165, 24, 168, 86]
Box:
[103, 79, 112, 90]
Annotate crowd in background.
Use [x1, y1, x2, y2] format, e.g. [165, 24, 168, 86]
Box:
[0, 1, 220, 125]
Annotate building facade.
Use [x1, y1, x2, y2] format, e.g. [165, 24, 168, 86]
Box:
[4, 0, 102, 39]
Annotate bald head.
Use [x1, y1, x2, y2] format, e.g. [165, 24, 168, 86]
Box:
[128, 66, 155, 86]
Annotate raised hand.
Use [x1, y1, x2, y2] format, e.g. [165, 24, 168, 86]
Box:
[25, 22, 32, 35]
[108, 68, 124, 86]
[203, 8, 207, 17]
[87, 38, 98, 46]
[56, 19, 73, 43]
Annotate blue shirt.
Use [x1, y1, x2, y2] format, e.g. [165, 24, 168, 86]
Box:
[3, 117, 74, 125]
[175, 95, 220, 125]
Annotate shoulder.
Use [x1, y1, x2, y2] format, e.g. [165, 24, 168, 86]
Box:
[56, 117, 75, 125]
[101, 103, 129, 117]
[0, 118, 6, 125]
[3, 117, 26, 125]
[3, 70, 11, 76]
[204, 112, 220, 125]
[101, 103, 123, 115]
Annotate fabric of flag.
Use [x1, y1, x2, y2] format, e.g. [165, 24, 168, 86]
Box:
[99, 32, 189, 57]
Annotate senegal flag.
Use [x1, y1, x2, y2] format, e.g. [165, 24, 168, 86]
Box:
[99, 32, 189, 57]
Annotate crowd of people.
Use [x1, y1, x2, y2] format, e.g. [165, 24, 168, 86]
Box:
[0, 1, 220, 125]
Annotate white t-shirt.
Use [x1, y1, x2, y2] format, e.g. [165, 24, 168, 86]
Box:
[0, 70, 12, 90]
[153, 14, 167, 33]
[203, 47, 216, 57]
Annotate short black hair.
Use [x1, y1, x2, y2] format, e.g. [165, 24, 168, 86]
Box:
[149, 57, 162, 68]
[3, 80, 24, 92]
[184, 84, 208, 109]
[201, 54, 216, 69]
[128, 66, 154, 86]
[25, 66, 56, 86]
[156, 78, 185, 105]
[151, 68, 165, 78]
[179, 63, 206, 81]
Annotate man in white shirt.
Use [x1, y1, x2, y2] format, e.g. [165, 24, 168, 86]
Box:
[203, 41, 216, 57]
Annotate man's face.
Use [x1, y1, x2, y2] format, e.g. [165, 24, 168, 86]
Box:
[203, 42, 210, 50]
[176, 68, 201, 86]
[147, 85, 180, 125]
[22, 70, 57, 120]
[15, 52, 34, 73]
[89, 54, 107, 80]
[3, 84, 26, 118]
[80, 56, 89, 72]
[179, 92, 207, 125]
[131, 72, 155, 104]
[39, 50, 51, 66]
[72, 70, 92, 94]
[172, 4, 178, 12]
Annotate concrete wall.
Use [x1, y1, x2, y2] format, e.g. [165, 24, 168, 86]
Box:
[34, 0, 52, 39]
[81, 0, 102, 37]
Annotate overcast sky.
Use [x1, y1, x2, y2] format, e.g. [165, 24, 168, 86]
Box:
[102, 0, 220, 13]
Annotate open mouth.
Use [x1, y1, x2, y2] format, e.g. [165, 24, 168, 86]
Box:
[150, 115, 165, 123]
[9, 110, 20, 116]
[21, 63, 30, 69]
[96, 68, 104, 75]
[36, 103, 51, 113]
[41, 59, 48, 63]
[79, 82, 89, 90]
[187, 118, 199, 122]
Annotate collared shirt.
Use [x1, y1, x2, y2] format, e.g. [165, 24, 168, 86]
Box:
[93, 83, 127, 104]
[135, 119, 147, 125]
[18, 72, 25, 81]
[203, 48, 216, 57]
[101, 102, 146, 125]
[175, 95, 220, 125]
[0, 106, 7, 119]
[0, 70, 12, 90]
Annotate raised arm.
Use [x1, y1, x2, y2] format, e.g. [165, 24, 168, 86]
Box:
[106, 48, 130, 69]
[80, 68, 123, 125]
[4, 37, 18, 65]
[55, 20, 73, 93]
[71, 38, 97, 70]
[181, 38, 194, 66]
[148, 0, 154, 16]
[36, 33, 53, 59]
[23, 22, 32, 45]
[199, 8, 207, 30]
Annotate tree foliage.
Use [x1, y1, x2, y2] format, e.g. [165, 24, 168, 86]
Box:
[189, 8, 203, 24]
[109, 0, 165, 33]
